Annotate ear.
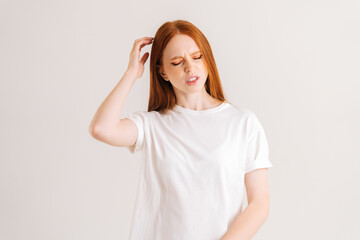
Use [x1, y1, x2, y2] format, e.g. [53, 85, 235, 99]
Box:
[159, 69, 168, 81]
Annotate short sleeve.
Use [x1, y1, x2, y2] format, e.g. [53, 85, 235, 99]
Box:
[122, 111, 146, 154]
[245, 112, 273, 174]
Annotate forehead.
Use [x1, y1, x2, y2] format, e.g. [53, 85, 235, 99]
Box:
[162, 34, 201, 60]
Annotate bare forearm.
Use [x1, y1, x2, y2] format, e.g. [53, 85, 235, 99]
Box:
[89, 70, 137, 134]
[221, 202, 269, 240]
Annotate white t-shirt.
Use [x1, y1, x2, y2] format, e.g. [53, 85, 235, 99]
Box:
[122, 102, 273, 240]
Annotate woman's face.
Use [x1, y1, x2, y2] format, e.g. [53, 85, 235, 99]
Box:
[160, 34, 208, 96]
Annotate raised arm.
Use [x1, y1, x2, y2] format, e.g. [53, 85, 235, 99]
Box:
[88, 37, 153, 147]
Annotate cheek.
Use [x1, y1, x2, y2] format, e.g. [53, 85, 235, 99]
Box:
[164, 66, 176, 76]
[168, 68, 179, 77]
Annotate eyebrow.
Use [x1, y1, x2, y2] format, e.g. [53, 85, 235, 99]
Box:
[170, 50, 202, 60]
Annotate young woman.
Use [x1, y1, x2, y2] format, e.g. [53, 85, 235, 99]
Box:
[89, 20, 273, 240]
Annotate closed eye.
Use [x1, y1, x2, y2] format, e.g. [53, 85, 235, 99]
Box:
[171, 55, 202, 66]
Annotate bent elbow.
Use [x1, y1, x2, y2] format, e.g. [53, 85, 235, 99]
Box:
[89, 124, 103, 138]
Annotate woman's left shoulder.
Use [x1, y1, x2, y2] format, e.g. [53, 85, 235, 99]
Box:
[225, 102, 254, 118]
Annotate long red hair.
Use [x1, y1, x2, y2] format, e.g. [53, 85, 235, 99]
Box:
[148, 20, 228, 113]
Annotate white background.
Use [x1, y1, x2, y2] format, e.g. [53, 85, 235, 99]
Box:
[1, 0, 359, 239]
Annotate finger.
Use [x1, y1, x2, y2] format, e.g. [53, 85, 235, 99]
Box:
[134, 37, 153, 46]
[140, 52, 149, 64]
[136, 40, 153, 53]
[139, 41, 150, 49]
[131, 38, 153, 55]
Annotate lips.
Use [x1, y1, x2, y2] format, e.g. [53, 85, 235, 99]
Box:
[186, 75, 199, 82]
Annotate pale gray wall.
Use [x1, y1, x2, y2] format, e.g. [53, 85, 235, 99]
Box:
[1, 0, 359, 239]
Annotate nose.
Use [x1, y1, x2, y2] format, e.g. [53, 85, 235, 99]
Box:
[184, 58, 195, 73]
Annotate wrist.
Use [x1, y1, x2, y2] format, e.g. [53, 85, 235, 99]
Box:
[125, 68, 138, 78]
